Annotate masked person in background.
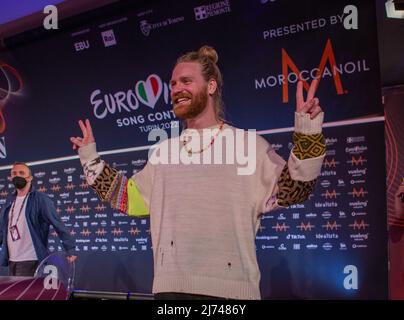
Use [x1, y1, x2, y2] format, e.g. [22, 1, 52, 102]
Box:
[0, 162, 77, 276]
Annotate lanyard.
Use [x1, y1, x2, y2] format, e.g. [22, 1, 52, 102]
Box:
[8, 195, 29, 228]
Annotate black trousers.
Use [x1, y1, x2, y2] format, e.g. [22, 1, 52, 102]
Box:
[8, 260, 39, 277]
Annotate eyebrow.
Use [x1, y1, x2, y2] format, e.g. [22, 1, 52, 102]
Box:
[170, 76, 194, 85]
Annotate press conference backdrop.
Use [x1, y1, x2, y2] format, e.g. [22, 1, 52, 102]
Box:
[0, 0, 387, 298]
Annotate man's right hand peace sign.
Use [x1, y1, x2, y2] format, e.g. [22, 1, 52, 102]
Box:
[70, 119, 95, 151]
[296, 79, 322, 119]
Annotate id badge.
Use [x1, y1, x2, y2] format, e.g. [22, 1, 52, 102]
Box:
[9, 225, 21, 241]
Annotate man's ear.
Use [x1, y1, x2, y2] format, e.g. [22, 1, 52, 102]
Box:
[207, 79, 217, 95]
[27, 175, 33, 183]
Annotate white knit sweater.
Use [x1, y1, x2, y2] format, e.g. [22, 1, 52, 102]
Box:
[78, 113, 324, 299]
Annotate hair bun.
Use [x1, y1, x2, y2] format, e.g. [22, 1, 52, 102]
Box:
[198, 45, 218, 64]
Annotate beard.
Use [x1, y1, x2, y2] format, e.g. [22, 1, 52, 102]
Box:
[173, 87, 208, 120]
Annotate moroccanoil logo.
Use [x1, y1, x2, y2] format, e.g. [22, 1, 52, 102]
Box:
[323, 158, 338, 168]
[322, 221, 341, 231]
[322, 189, 338, 199]
[281, 39, 343, 103]
[272, 223, 290, 232]
[347, 156, 367, 166]
[254, 39, 370, 103]
[296, 222, 315, 231]
[349, 220, 369, 230]
[349, 187, 368, 198]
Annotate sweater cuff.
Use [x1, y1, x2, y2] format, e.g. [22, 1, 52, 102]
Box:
[294, 112, 324, 135]
[288, 151, 325, 182]
[78, 142, 99, 166]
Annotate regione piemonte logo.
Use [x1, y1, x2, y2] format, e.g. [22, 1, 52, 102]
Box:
[194, 6, 208, 20]
[194, 0, 231, 21]
[101, 29, 117, 47]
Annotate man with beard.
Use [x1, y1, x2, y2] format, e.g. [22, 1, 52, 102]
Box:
[0, 162, 77, 276]
[70, 46, 325, 299]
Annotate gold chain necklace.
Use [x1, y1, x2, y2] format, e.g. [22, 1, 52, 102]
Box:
[181, 122, 225, 156]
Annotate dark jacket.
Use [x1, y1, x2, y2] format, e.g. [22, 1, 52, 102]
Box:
[0, 188, 75, 266]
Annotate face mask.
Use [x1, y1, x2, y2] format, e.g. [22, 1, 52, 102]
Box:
[12, 176, 27, 190]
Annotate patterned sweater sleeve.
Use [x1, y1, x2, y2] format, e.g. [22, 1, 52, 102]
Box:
[276, 112, 325, 207]
[78, 143, 151, 217]
[259, 112, 326, 213]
